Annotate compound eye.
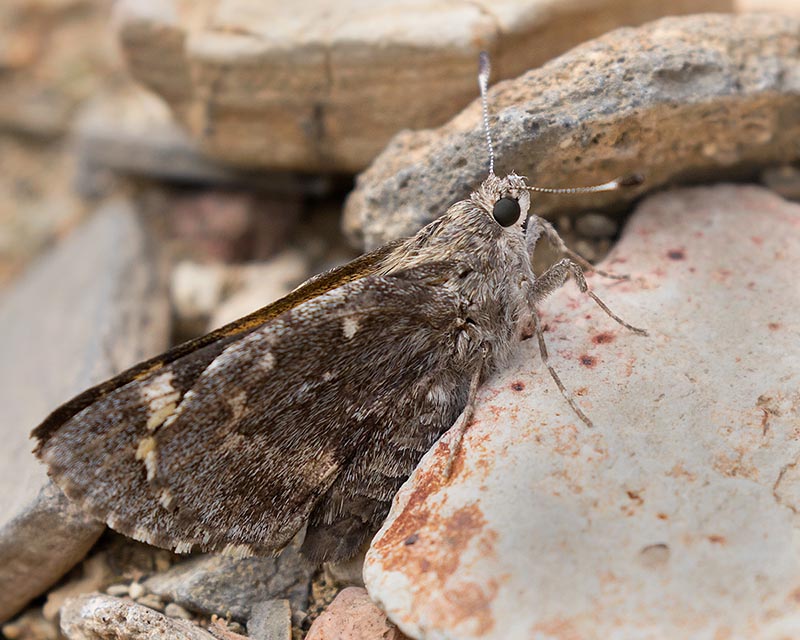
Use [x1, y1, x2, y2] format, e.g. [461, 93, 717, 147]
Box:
[492, 197, 520, 227]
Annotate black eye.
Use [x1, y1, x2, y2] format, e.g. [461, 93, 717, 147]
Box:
[492, 197, 520, 227]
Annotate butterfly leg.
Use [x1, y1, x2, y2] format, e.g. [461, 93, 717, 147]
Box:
[530, 311, 594, 428]
[444, 347, 487, 479]
[527, 216, 628, 281]
[532, 258, 647, 335]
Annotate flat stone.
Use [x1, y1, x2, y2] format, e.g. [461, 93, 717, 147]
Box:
[60, 594, 216, 640]
[345, 13, 800, 249]
[247, 600, 291, 640]
[114, 0, 728, 172]
[0, 200, 170, 623]
[364, 185, 800, 639]
[305, 588, 407, 640]
[144, 539, 313, 622]
[73, 86, 324, 193]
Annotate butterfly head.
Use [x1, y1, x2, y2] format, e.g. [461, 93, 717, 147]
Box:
[471, 173, 531, 232]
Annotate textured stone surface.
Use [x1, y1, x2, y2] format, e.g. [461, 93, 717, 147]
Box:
[306, 588, 407, 640]
[345, 13, 800, 249]
[73, 86, 326, 194]
[60, 594, 215, 640]
[144, 540, 312, 622]
[247, 600, 291, 640]
[365, 185, 800, 639]
[115, 0, 728, 172]
[0, 200, 170, 623]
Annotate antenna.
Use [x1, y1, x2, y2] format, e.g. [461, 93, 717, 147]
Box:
[478, 51, 495, 176]
[524, 173, 644, 195]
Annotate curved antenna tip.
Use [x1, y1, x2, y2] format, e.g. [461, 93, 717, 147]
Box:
[478, 51, 491, 80]
[618, 172, 645, 187]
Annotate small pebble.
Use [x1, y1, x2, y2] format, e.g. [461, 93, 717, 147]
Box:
[575, 212, 619, 239]
[136, 593, 165, 611]
[106, 584, 130, 597]
[128, 582, 146, 599]
[165, 602, 193, 620]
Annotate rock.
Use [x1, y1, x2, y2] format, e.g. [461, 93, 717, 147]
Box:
[247, 600, 291, 640]
[73, 86, 332, 195]
[364, 185, 800, 639]
[324, 547, 367, 589]
[171, 261, 228, 336]
[144, 539, 313, 622]
[574, 213, 619, 240]
[345, 13, 800, 249]
[164, 603, 193, 620]
[0, 200, 171, 623]
[115, 0, 728, 173]
[167, 191, 302, 264]
[737, 0, 800, 13]
[306, 587, 406, 640]
[0, 0, 121, 138]
[208, 251, 309, 330]
[2, 608, 58, 640]
[42, 554, 113, 621]
[60, 594, 216, 640]
[761, 165, 800, 201]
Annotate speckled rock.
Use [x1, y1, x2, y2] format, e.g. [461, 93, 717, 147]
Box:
[0, 200, 170, 623]
[247, 600, 291, 640]
[345, 13, 800, 249]
[143, 539, 312, 622]
[306, 588, 407, 640]
[114, 0, 728, 172]
[60, 594, 215, 640]
[365, 185, 800, 640]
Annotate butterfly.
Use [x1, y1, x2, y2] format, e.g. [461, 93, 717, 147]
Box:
[32, 53, 644, 563]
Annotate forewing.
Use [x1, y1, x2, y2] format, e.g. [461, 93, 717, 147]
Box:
[149, 264, 464, 556]
[33, 243, 400, 551]
[35, 260, 464, 557]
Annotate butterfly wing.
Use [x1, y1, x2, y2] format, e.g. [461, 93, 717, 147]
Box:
[35, 261, 473, 561]
[32, 243, 400, 446]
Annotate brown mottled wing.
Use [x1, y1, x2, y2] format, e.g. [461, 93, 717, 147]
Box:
[35, 262, 472, 561]
[32, 243, 400, 446]
[32, 244, 399, 551]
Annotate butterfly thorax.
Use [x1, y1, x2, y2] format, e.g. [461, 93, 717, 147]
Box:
[377, 173, 536, 377]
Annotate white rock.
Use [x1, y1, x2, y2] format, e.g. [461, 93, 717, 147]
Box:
[365, 185, 800, 640]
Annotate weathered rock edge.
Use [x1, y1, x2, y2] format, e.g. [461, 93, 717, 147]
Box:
[345, 13, 800, 249]
[115, 0, 729, 172]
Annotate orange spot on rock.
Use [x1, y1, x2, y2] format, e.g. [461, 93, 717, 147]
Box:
[592, 331, 616, 345]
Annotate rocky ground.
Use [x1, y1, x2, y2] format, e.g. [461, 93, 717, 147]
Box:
[1, 2, 800, 640]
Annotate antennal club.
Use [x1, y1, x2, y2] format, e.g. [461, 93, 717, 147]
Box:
[478, 51, 495, 177]
[524, 173, 644, 195]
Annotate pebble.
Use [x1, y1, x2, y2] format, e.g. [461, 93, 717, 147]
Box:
[247, 600, 291, 640]
[305, 588, 406, 640]
[144, 538, 313, 622]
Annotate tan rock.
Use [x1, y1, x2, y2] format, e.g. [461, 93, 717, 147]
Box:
[115, 0, 729, 172]
[60, 594, 216, 640]
[306, 587, 406, 640]
[364, 185, 800, 639]
[345, 13, 800, 249]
